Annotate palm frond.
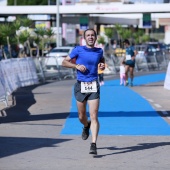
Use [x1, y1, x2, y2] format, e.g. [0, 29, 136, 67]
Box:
[17, 30, 31, 44]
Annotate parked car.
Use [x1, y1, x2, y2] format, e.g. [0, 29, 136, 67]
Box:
[144, 43, 165, 69]
[46, 46, 73, 57]
[134, 44, 146, 58]
[165, 44, 170, 52]
[145, 42, 166, 55]
[45, 46, 74, 67]
[144, 45, 157, 57]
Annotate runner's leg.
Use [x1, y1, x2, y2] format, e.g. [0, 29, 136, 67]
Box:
[123, 73, 126, 86]
[125, 65, 129, 85]
[77, 100, 88, 127]
[129, 66, 134, 84]
[120, 74, 123, 85]
[88, 99, 100, 143]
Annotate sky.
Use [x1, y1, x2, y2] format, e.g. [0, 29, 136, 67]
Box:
[0, 0, 6, 5]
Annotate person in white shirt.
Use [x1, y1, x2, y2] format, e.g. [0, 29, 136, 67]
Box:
[119, 61, 126, 86]
[0, 45, 3, 61]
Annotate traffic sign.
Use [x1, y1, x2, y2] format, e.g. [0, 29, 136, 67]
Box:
[80, 16, 89, 30]
[143, 13, 151, 28]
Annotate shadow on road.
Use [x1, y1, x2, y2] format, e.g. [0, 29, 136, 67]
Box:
[0, 137, 72, 158]
[95, 142, 170, 158]
[0, 83, 69, 123]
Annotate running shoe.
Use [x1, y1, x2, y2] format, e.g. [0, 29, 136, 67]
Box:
[126, 81, 129, 86]
[89, 143, 97, 154]
[130, 83, 133, 87]
[82, 121, 91, 140]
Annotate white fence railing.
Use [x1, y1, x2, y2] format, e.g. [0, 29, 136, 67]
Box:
[0, 57, 39, 109]
[36, 56, 76, 81]
[1, 52, 170, 110]
[105, 51, 170, 74]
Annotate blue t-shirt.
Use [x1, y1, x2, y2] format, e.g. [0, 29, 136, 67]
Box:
[126, 46, 134, 57]
[69, 46, 103, 82]
[125, 46, 135, 66]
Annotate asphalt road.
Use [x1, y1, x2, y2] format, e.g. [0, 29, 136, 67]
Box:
[0, 71, 170, 170]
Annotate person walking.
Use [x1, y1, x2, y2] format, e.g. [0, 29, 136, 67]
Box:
[62, 28, 105, 155]
[123, 39, 135, 87]
[0, 45, 3, 61]
[119, 61, 126, 86]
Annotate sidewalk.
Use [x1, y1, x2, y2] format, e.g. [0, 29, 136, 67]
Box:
[0, 71, 170, 170]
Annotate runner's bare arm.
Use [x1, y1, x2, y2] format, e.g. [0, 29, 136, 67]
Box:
[62, 55, 77, 68]
[62, 55, 87, 72]
[131, 50, 137, 60]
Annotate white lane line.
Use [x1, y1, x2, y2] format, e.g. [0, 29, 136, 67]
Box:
[142, 96, 154, 103]
[154, 103, 162, 108]
[142, 96, 154, 102]
[142, 97, 170, 120]
[142, 97, 169, 118]
[147, 99, 154, 103]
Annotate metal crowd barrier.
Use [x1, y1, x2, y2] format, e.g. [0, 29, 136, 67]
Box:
[104, 51, 170, 74]
[0, 57, 39, 111]
[0, 79, 8, 108]
[33, 56, 76, 82]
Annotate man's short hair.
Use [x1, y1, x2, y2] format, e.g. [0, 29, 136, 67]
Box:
[123, 39, 130, 45]
[83, 29, 97, 39]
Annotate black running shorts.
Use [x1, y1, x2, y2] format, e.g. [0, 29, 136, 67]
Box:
[125, 59, 135, 68]
[74, 81, 100, 102]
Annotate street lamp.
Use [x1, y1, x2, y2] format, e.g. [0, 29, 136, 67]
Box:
[56, 0, 60, 47]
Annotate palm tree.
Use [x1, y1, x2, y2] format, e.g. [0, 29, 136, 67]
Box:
[32, 35, 41, 57]
[121, 29, 132, 41]
[104, 27, 114, 47]
[0, 23, 14, 58]
[97, 36, 106, 46]
[17, 29, 31, 57]
[115, 24, 123, 47]
[0, 17, 34, 58]
[15, 17, 33, 57]
[45, 28, 55, 53]
[34, 28, 46, 57]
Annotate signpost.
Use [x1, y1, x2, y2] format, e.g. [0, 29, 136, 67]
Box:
[80, 16, 89, 30]
[143, 13, 152, 28]
[56, 0, 60, 47]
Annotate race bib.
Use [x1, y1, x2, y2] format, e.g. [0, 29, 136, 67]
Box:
[126, 54, 131, 61]
[81, 81, 97, 93]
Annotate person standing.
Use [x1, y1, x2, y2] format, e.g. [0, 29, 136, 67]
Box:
[123, 39, 135, 87]
[62, 28, 105, 155]
[119, 61, 126, 86]
[98, 63, 109, 86]
[0, 45, 3, 61]
[112, 40, 119, 50]
[98, 65, 104, 86]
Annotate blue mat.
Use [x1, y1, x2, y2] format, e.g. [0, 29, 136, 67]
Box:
[61, 73, 170, 136]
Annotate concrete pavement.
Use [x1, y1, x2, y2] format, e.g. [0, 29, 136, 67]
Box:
[0, 71, 170, 170]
